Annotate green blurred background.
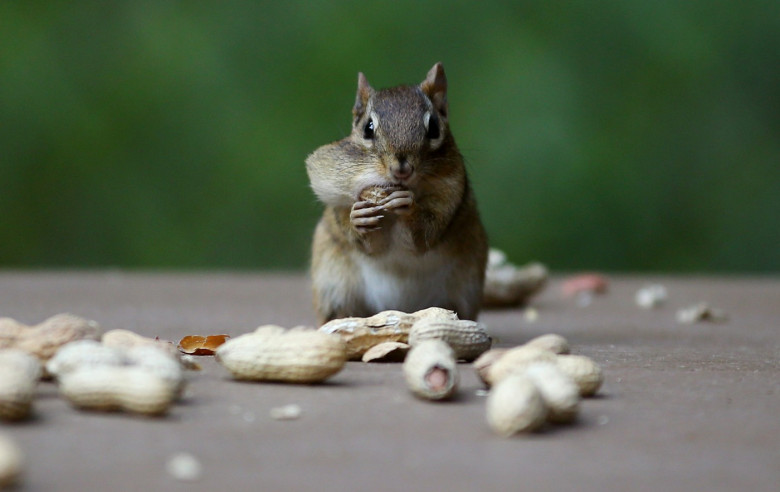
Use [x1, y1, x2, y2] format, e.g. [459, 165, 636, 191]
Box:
[1, 1, 778, 272]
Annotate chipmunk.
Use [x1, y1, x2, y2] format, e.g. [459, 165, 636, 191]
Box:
[306, 62, 488, 324]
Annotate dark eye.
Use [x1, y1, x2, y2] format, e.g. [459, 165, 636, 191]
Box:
[426, 114, 440, 140]
[363, 118, 375, 139]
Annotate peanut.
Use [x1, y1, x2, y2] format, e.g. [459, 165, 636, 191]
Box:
[473, 348, 508, 386]
[47, 339, 186, 397]
[359, 185, 400, 204]
[102, 329, 181, 360]
[0, 433, 23, 488]
[59, 365, 177, 416]
[0, 350, 41, 421]
[0, 318, 25, 348]
[0, 314, 101, 363]
[408, 317, 491, 361]
[486, 373, 547, 436]
[411, 307, 460, 321]
[483, 248, 548, 307]
[523, 333, 570, 355]
[484, 346, 558, 387]
[403, 340, 458, 401]
[124, 345, 186, 397]
[46, 340, 124, 377]
[480, 342, 603, 398]
[555, 354, 604, 397]
[216, 325, 347, 384]
[524, 362, 580, 423]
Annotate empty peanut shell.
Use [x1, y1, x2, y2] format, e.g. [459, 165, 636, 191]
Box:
[178, 334, 231, 355]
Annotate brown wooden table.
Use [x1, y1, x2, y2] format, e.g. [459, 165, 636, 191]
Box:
[1, 272, 778, 491]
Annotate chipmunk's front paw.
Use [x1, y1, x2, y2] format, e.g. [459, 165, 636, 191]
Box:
[379, 190, 414, 215]
[350, 201, 385, 233]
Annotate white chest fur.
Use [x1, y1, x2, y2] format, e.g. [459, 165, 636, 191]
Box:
[356, 247, 453, 314]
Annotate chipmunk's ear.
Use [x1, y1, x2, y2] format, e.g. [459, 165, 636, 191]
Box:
[421, 62, 448, 118]
[353, 72, 374, 121]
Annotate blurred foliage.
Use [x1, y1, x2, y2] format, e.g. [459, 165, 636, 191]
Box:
[1, 1, 778, 272]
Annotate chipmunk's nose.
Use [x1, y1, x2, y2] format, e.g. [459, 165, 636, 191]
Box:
[392, 155, 414, 181]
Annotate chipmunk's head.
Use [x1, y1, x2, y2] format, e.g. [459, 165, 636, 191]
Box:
[350, 63, 451, 186]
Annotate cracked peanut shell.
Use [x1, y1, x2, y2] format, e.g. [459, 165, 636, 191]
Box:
[319, 307, 458, 360]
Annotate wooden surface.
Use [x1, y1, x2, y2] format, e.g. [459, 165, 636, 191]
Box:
[0, 272, 778, 491]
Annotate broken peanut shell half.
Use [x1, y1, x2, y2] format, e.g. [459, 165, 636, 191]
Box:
[178, 335, 231, 355]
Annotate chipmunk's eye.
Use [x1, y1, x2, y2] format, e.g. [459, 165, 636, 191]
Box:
[425, 113, 440, 140]
[363, 118, 375, 139]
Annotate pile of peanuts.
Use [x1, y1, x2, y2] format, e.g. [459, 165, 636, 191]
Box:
[0, 304, 604, 486]
[0, 314, 193, 486]
[320, 309, 603, 436]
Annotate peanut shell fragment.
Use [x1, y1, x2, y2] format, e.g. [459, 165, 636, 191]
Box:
[269, 404, 303, 421]
[361, 342, 410, 363]
[675, 302, 728, 324]
[178, 334, 230, 355]
[166, 452, 203, 482]
[635, 284, 668, 309]
[216, 325, 347, 384]
[403, 340, 458, 401]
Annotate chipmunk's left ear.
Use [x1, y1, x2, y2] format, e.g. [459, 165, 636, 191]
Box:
[353, 72, 374, 122]
[421, 62, 448, 118]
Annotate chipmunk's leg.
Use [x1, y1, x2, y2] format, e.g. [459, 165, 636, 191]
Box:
[311, 218, 372, 324]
